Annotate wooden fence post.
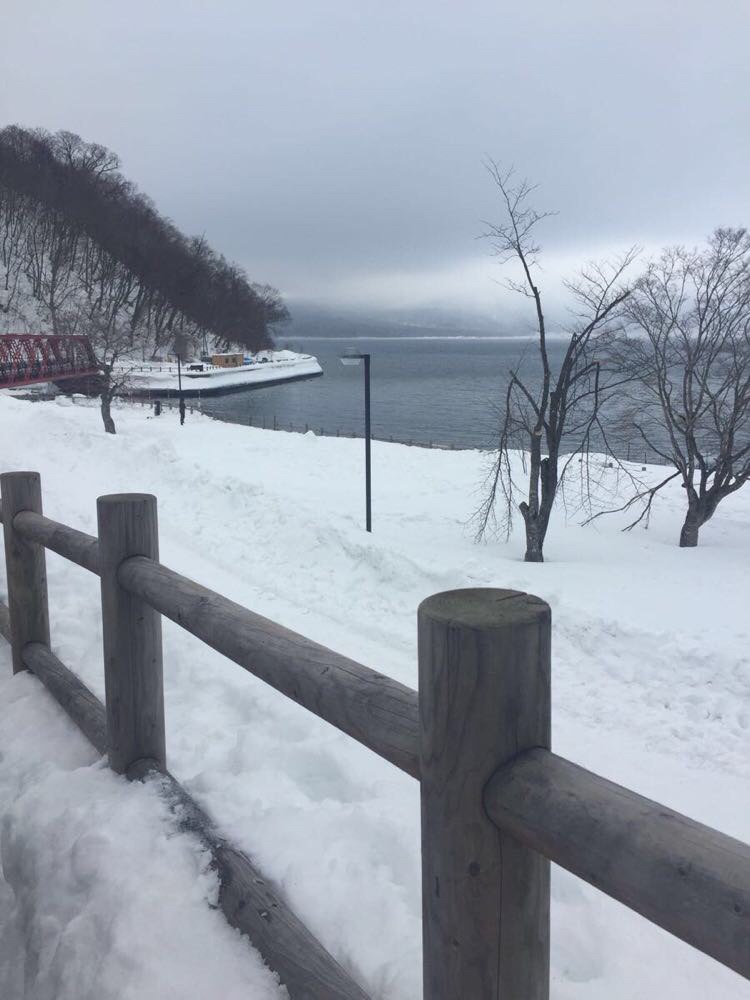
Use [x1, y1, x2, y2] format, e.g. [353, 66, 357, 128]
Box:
[418, 588, 551, 1000]
[97, 493, 166, 775]
[1, 471, 51, 674]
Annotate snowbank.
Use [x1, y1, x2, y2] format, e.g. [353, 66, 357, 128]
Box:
[0, 668, 284, 1000]
[0, 394, 748, 999]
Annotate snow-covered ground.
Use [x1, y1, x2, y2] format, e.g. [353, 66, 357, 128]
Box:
[0, 393, 748, 999]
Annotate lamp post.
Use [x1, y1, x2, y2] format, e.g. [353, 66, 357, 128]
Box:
[339, 352, 371, 532]
[177, 353, 185, 426]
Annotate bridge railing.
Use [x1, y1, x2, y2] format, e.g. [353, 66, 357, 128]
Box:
[0, 334, 99, 389]
[0, 470, 748, 998]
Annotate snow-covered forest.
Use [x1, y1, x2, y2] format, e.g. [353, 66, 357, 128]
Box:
[0, 127, 289, 430]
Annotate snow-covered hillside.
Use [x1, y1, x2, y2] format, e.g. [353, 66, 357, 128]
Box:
[0, 394, 748, 999]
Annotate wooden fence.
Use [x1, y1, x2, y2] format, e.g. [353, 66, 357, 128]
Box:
[0, 469, 748, 998]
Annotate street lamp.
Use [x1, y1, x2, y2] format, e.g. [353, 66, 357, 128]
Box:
[339, 352, 371, 532]
[177, 353, 186, 426]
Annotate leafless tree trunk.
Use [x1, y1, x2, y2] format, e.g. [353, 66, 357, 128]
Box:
[99, 372, 117, 434]
[476, 163, 636, 562]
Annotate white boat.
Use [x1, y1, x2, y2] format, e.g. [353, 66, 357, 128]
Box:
[120, 350, 323, 397]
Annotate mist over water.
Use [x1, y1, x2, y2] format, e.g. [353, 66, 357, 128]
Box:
[195, 337, 653, 460]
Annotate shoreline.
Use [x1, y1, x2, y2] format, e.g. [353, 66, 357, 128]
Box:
[0, 388, 674, 467]
[122, 395, 673, 466]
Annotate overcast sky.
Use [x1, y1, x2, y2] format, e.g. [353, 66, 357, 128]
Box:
[3, 0, 749, 315]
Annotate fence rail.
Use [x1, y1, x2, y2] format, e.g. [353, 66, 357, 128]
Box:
[0, 470, 748, 998]
[118, 554, 421, 778]
[13, 508, 101, 573]
[485, 748, 750, 980]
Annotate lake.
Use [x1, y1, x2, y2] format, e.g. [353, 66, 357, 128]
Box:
[191, 337, 654, 460]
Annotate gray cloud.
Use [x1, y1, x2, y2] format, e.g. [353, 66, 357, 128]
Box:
[3, 0, 748, 312]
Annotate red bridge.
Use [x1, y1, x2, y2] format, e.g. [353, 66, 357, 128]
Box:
[0, 334, 99, 389]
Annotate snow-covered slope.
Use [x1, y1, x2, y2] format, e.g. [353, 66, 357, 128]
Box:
[0, 394, 748, 999]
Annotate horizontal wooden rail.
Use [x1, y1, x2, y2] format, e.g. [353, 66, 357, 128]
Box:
[22, 641, 107, 753]
[484, 748, 750, 980]
[135, 762, 370, 1000]
[0, 502, 100, 574]
[117, 555, 421, 778]
[13, 510, 100, 575]
[1, 501, 419, 777]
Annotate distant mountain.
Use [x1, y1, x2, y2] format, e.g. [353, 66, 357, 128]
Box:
[277, 301, 526, 340]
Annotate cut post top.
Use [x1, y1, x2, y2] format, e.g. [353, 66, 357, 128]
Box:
[418, 588, 550, 631]
[97, 493, 158, 508]
[1, 470, 43, 515]
[1, 470, 41, 482]
[96, 494, 160, 562]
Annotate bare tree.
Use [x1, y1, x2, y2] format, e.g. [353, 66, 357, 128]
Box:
[74, 250, 150, 433]
[23, 205, 81, 333]
[605, 228, 750, 546]
[476, 163, 636, 561]
[0, 187, 31, 325]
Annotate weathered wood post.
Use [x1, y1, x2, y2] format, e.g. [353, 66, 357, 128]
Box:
[97, 493, 166, 775]
[1, 471, 51, 674]
[418, 588, 551, 1000]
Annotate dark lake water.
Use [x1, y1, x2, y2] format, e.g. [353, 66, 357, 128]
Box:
[190, 337, 654, 460]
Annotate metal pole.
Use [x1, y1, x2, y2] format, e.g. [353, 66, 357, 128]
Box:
[177, 353, 185, 426]
[364, 354, 371, 533]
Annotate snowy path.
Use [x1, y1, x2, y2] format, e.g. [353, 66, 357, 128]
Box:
[1, 394, 749, 998]
[0, 663, 286, 1000]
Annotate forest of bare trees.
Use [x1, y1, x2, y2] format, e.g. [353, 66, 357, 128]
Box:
[0, 126, 288, 432]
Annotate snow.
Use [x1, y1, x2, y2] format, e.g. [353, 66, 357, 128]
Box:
[0, 671, 285, 1000]
[0, 393, 749, 999]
